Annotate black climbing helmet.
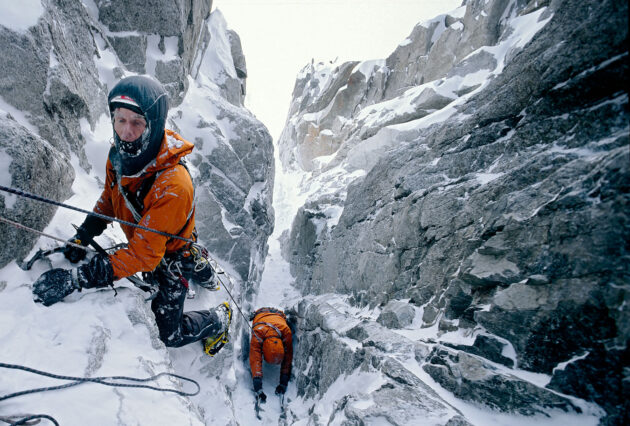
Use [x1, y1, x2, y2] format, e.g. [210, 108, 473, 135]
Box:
[107, 75, 168, 176]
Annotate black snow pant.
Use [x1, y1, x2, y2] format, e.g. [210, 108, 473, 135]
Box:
[144, 252, 222, 348]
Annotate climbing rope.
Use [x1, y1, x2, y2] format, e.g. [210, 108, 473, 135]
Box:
[0, 184, 254, 330]
[0, 216, 91, 251]
[218, 273, 254, 333]
[0, 362, 200, 425]
[0, 185, 195, 244]
[0, 362, 200, 401]
[0, 413, 59, 425]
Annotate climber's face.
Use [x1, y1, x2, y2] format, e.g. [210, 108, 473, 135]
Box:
[113, 107, 147, 142]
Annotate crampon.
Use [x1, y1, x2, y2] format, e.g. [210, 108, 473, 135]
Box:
[203, 302, 232, 356]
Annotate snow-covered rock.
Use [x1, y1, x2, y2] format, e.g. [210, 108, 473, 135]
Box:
[279, 0, 628, 423]
[0, 115, 74, 268]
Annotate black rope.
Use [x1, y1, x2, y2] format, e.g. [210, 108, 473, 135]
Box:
[0, 185, 194, 245]
[0, 362, 200, 402]
[219, 275, 253, 333]
[1, 414, 59, 426]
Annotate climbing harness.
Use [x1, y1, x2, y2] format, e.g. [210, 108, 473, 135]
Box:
[0, 362, 200, 425]
[189, 244, 220, 290]
[252, 321, 283, 343]
[161, 243, 220, 293]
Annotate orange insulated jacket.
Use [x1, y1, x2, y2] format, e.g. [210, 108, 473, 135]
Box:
[93, 130, 196, 280]
[249, 309, 293, 379]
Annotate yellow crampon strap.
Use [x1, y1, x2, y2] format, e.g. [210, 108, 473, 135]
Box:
[204, 331, 229, 356]
[204, 302, 232, 356]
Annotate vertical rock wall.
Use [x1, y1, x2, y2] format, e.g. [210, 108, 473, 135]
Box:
[279, 0, 628, 422]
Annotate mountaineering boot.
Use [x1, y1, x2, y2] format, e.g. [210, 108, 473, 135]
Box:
[203, 302, 232, 356]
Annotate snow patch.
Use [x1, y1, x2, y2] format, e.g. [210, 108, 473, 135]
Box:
[166, 132, 184, 149]
[480, 7, 553, 75]
[312, 370, 387, 422]
[355, 59, 385, 78]
[0, 96, 39, 134]
[475, 172, 505, 185]
[92, 32, 120, 91]
[552, 352, 590, 375]
[145, 35, 179, 76]
[80, 115, 113, 182]
[0, 0, 44, 32]
[0, 148, 16, 208]
[195, 10, 236, 84]
[450, 5, 467, 19]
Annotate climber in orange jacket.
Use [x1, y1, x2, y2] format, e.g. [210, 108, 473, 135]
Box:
[249, 307, 293, 403]
[32, 75, 230, 352]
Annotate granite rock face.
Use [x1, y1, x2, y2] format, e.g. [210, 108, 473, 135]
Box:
[0, 115, 74, 267]
[423, 345, 578, 416]
[96, 0, 212, 105]
[0, 0, 108, 171]
[288, 296, 469, 425]
[280, 0, 628, 422]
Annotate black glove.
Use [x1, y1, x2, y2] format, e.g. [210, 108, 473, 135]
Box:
[275, 383, 286, 395]
[33, 254, 114, 306]
[252, 377, 266, 403]
[276, 373, 289, 394]
[64, 216, 108, 263]
[77, 253, 114, 289]
[253, 377, 262, 391]
[33, 268, 80, 306]
[63, 234, 89, 263]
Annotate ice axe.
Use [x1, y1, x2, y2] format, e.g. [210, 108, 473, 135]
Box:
[19, 246, 66, 271]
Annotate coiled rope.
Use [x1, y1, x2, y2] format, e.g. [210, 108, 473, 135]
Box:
[0, 362, 201, 425]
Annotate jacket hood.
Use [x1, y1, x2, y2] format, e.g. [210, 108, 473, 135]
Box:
[108, 75, 169, 176]
[110, 130, 194, 180]
[151, 130, 194, 172]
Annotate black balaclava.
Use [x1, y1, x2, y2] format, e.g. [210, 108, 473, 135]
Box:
[107, 75, 168, 176]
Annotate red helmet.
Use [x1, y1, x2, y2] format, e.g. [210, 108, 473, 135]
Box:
[262, 337, 284, 364]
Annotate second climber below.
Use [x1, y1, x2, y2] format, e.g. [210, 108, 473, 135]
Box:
[249, 307, 294, 404]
